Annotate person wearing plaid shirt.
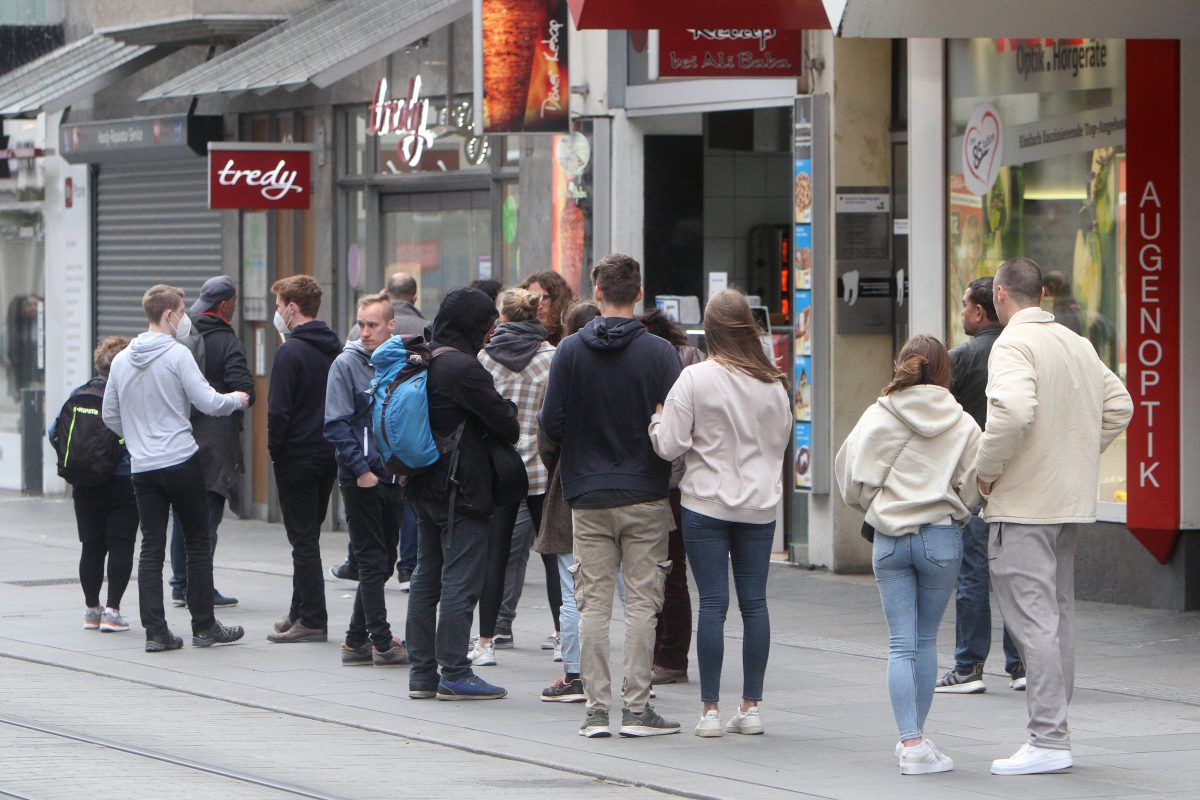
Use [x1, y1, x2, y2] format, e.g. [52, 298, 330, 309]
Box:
[467, 288, 557, 668]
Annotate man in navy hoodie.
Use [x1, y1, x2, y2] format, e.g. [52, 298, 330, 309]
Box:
[540, 254, 682, 738]
[266, 275, 343, 643]
[324, 293, 409, 667]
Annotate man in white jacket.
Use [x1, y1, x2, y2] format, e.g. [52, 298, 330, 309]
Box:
[103, 285, 249, 653]
[975, 258, 1132, 776]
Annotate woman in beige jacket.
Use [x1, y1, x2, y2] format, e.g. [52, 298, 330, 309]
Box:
[835, 334, 981, 775]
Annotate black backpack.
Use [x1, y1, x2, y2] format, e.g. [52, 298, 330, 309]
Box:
[54, 379, 124, 487]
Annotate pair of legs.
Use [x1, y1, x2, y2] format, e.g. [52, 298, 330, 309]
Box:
[406, 499, 491, 686]
[953, 512, 1021, 674]
[342, 481, 403, 651]
[989, 522, 1077, 750]
[654, 491, 692, 674]
[168, 490, 225, 597]
[74, 476, 138, 610]
[477, 495, 545, 646]
[872, 523, 962, 745]
[556, 553, 581, 675]
[274, 455, 336, 630]
[345, 496, 418, 577]
[573, 499, 673, 714]
[495, 501, 561, 639]
[133, 456, 217, 636]
[681, 509, 774, 714]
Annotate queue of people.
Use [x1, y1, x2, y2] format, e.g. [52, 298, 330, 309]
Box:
[52, 254, 1132, 776]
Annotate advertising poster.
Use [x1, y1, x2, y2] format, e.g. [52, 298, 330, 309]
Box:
[657, 29, 804, 79]
[476, 0, 569, 134]
[794, 224, 812, 289]
[794, 355, 812, 422]
[794, 158, 813, 224]
[550, 131, 590, 292]
[793, 290, 811, 355]
[947, 174, 985, 345]
[794, 422, 812, 490]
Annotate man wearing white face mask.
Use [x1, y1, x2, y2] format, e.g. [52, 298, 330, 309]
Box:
[103, 285, 250, 652]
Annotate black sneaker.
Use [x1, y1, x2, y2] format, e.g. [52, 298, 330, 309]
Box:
[171, 588, 187, 608]
[935, 664, 986, 694]
[1009, 663, 1027, 691]
[409, 680, 438, 699]
[192, 621, 245, 648]
[212, 590, 238, 608]
[541, 675, 586, 703]
[396, 568, 413, 592]
[579, 709, 611, 738]
[145, 629, 184, 653]
[619, 705, 680, 737]
[329, 562, 359, 583]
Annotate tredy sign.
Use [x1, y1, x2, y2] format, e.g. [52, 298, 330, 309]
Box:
[208, 143, 312, 210]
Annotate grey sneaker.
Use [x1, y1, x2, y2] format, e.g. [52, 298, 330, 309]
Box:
[934, 664, 986, 694]
[99, 609, 130, 632]
[619, 705, 681, 737]
[579, 709, 611, 738]
[192, 622, 245, 648]
[83, 606, 103, 630]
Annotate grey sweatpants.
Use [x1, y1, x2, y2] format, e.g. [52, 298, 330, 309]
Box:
[988, 521, 1078, 750]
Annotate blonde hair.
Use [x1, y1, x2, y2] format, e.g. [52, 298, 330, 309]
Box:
[498, 287, 540, 322]
[703, 289, 785, 384]
[94, 336, 130, 377]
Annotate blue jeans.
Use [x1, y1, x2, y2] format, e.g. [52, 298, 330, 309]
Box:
[681, 508, 774, 705]
[347, 497, 418, 574]
[873, 523, 962, 741]
[955, 513, 1021, 674]
[557, 553, 581, 674]
[168, 491, 225, 591]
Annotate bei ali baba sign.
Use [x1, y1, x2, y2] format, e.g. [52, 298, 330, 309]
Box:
[208, 142, 312, 210]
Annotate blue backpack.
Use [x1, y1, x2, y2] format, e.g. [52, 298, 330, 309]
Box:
[368, 335, 441, 476]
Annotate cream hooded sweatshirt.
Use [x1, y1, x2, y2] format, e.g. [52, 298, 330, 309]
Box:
[835, 385, 982, 537]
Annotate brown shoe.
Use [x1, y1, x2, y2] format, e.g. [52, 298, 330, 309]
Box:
[273, 615, 295, 634]
[267, 622, 327, 643]
[650, 665, 689, 685]
[373, 638, 410, 666]
[341, 641, 372, 666]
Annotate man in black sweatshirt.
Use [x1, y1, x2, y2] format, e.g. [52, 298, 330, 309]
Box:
[266, 276, 343, 643]
[539, 254, 682, 738]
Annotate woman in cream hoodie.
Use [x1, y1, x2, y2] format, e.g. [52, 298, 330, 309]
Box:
[835, 334, 982, 775]
[649, 289, 792, 739]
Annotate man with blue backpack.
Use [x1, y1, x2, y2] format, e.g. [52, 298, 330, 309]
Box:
[324, 293, 409, 667]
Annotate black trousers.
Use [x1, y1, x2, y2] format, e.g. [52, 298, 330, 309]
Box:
[73, 476, 138, 609]
[654, 489, 692, 671]
[132, 456, 214, 636]
[479, 495, 544, 638]
[274, 455, 337, 629]
[342, 480, 403, 649]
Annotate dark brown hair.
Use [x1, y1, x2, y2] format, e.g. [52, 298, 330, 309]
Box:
[883, 334, 952, 395]
[995, 257, 1043, 306]
[703, 289, 785, 384]
[519, 270, 575, 345]
[589, 254, 641, 308]
[563, 300, 600, 336]
[639, 308, 688, 348]
[94, 336, 130, 378]
[272, 274, 323, 317]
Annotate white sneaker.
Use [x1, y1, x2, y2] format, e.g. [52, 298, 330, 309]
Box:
[468, 642, 496, 666]
[725, 706, 764, 735]
[553, 641, 563, 662]
[991, 742, 1072, 775]
[99, 608, 129, 632]
[541, 633, 559, 650]
[694, 710, 723, 737]
[1010, 675, 1027, 691]
[900, 738, 953, 775]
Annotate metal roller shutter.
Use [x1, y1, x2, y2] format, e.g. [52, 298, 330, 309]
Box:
[95, 158, 222, 339]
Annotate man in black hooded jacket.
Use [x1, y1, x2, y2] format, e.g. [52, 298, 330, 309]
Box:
[407, 287, 520, 701]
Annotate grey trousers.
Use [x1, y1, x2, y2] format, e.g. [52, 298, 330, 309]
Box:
[989, 521, 1077, 750]
[495, 501, 534, 633]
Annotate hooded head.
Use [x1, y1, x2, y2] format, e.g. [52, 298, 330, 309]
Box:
[578, 316, 646, 352]
[432, 287, 498, 355]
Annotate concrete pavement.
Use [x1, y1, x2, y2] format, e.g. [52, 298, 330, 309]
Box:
[2, 493, 1199, 799]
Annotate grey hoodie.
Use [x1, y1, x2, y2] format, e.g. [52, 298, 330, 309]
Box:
[323, 339, 393, 482]
[102, 332, 242, 474]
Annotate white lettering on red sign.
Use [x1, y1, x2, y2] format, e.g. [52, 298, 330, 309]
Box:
[1136, 180, 1162, 488]
[216, 159, 300, 201]
[540, 19, 564, 117]
[688, 29, 777, 51]
[369, 77, 433, 169]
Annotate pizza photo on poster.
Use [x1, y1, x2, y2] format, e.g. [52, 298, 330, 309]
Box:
[480, 0, 570, 133]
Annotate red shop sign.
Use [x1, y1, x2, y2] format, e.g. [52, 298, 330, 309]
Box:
[1125, 40, 1181, 564]
[657, 29, 804, 78]
[208, 143, 312, 210]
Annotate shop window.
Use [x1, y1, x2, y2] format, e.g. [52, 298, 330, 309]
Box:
[946, 38, 1127, 505]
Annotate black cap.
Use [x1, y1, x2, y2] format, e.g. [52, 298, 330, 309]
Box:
[191, 275, 236, 312]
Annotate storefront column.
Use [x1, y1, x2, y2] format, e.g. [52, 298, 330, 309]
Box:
[609, 111, 645, 275]
[906, 38, 946, 338]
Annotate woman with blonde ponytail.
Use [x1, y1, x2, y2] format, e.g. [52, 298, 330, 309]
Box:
[835, 334, 982, 775]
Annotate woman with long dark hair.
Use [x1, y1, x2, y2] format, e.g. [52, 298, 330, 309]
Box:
[519, 271, 576, 346]
[649, 289, 791, 738]
[835, 334, 982, 774]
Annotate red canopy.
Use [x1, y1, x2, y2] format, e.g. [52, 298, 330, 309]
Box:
[567, 0, 831, 30]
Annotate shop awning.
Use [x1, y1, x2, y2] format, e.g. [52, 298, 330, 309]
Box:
[827, 0, 1198, 38]
[141, 0, 469, 101]
[567, 0, 831, 30]
[98, 14, 288, 46]
[0, 34, 172, 118]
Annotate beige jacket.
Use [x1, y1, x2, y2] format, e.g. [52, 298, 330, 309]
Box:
[836, 385, 982, 536]
[976, 307, 1133, 524]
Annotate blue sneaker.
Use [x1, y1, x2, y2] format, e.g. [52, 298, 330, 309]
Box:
[436, 674, 507, 701]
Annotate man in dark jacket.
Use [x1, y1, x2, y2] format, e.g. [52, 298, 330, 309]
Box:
[936, 276, 1023, 694]
[169, 275, 254, 608]
[266, 276, 342, 643]
[406, 287, 520, 701]
[540, 254, 682, 738]
[324, 293, 409, 667]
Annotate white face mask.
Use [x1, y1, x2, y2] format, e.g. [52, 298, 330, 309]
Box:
[170, 310, 192, 340]
[273, 308, 292, 338]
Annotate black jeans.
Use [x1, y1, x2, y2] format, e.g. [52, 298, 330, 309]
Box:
[132, 456, 215, 636]
[169, 491, 224, 591]
[406, 499, 491, 684]
[73, 476, 138, 609]
[346, 497, 418, 574]
[479, 495, 544, 638]
[275, 455, 337, 629]
[342, 480, 403, 649]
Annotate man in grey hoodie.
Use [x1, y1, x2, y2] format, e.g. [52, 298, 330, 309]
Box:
[103, 285, 249, 653]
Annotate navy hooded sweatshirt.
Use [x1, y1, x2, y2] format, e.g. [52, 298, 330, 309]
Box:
[267, 320, 343, 462]
[539, 316, 682, 505]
